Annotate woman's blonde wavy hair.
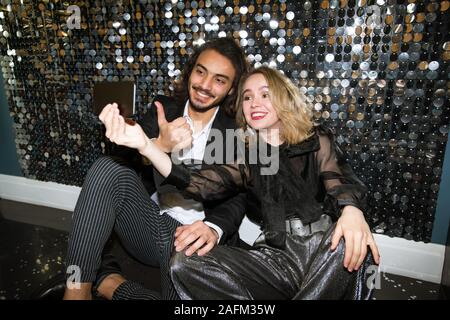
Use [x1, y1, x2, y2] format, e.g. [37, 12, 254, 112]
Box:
[235, 66, 314, 145]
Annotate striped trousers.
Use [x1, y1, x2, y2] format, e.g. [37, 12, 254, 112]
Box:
[66, 156, 181, 300]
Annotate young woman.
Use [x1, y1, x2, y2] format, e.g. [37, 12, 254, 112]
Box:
[100, 66, 380, 299]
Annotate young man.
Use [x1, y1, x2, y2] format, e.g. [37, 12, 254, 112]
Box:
[63, 37, 249, 300]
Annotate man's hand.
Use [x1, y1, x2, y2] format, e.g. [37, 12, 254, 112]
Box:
[174, 220, 219, 256]
[331, 205, 381, 272]
[153, 101, 193, 152]
[99, 103, 149, 152]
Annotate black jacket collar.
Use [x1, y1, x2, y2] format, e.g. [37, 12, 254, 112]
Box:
[155, 95, 237, 133]
[280, 133, 320, 157]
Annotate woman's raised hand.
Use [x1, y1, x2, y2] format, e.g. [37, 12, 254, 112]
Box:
[99, 103, 150, 153]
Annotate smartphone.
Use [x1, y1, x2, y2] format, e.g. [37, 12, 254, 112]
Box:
[93, 81, 136, 118]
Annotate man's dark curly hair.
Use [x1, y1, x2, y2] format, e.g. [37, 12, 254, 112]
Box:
[173, 37, 249, 117]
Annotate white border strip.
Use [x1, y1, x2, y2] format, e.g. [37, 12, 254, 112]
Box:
[373, 234, 444, 284]
[0, 173, 445, 284]
[0, 174, 81, 212]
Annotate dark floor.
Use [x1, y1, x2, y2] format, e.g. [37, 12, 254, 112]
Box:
[0, 199, 160, 300]
[0, 198, 445, 300]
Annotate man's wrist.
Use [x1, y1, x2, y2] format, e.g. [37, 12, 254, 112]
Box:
[210, 228, 219, 239]
[152, 136, 161, 149]
[204, 221, 223, 244]
[153, 136, 170, 153]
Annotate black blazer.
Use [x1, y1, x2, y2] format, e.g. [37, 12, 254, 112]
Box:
[109, 95, 249, 248]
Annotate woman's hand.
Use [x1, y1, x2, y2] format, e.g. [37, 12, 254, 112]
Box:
[99, 103, 149, 153]
[331, 205, 380, 272]
[100, 103, 175, 178]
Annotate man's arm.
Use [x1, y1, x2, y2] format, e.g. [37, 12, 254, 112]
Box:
[141, 98, 192, 155]
[100, 103, 245, 255]
[203, 193, 246, 245]
[172, 193, 247, 256]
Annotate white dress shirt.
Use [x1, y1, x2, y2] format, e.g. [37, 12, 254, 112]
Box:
[150, 102, 223, 240]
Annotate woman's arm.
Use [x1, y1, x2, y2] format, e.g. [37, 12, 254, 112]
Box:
[100, 103, 246, 201]
[315, 129, 380, 271]
[99, 103, 177, 177]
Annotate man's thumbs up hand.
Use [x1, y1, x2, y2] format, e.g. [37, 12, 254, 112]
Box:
[155, 101, 168, 127]
[153, 101, 193, 153]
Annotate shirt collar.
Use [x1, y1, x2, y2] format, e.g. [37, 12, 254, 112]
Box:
[183, 101, 220, 137]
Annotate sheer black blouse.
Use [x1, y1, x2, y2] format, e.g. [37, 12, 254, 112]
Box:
[164, 126, 367, 249]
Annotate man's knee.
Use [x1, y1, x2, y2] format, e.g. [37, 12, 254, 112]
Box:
[88, 156, 137, 181]
[91, 155, 126, 171]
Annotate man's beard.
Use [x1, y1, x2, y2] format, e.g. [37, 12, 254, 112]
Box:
[188, 87, 228, 113]
[188, 97, 223, 113]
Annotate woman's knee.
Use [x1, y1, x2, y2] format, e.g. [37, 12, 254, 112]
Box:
[169, 251, 204, 278]
[170, 251, 190, 275]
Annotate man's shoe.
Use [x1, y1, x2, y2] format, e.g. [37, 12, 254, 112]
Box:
[92, 253, 123, 298]
[31, 273, 66, 300]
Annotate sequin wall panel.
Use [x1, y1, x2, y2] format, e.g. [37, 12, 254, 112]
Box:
[0, 0, 449, 242]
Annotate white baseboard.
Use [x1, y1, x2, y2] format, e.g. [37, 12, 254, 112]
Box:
[0, 174, 445, 284]
[0, 174, 81, 212]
